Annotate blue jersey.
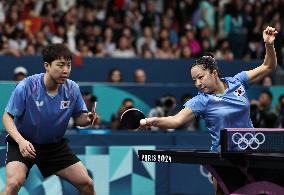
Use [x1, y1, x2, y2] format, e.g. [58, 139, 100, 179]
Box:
[184, 71, 253, 150]
[5, 73, 88, 144]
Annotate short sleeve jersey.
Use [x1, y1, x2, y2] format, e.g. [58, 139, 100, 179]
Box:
[5, 73, 88, 144]
[184, 71, 253, 150]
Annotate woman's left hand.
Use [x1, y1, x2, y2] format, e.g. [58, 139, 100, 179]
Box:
[263, 26, 278, 44]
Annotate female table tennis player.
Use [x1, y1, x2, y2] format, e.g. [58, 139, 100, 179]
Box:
[140, 26, 277, 151]
[139, 26, 278, 194]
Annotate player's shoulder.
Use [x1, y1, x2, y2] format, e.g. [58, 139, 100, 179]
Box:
[226, 71, 249, 88]
[18, 73, 43, 92]
[21, 73, 40, 83]
[192, 92, 210, 104]
[62, 79, 80, 97]
[184, 93, 209, 111]
[223, 71, 246, 84]
[63, 79, 79, 90]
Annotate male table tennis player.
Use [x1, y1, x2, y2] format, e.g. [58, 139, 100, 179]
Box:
[2, 44, 97, 195]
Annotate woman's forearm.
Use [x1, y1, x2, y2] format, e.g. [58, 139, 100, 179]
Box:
[263, 42, 277, 71]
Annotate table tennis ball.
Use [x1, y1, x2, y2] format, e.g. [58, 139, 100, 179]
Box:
[140, 119, 147, 126]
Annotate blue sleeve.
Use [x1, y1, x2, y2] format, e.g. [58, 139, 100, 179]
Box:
[72, 84, 88, 118]
[183, 95, 207, 118]
[5, 81, 27, 117]
[233, 71, 249, 89]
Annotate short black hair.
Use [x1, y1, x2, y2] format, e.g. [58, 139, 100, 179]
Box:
[42, 44, 72, 64]
[191, 53, 221, 77]
[122, 98, 134, 105]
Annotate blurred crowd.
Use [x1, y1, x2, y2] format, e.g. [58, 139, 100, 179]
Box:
[3, 0, 284, 131]
[0, 0, 283, 68]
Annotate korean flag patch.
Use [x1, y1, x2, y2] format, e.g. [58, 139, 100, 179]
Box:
[60, 101, 70, 109]
[234, 85, 245, 97]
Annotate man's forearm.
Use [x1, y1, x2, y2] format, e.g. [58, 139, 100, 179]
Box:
[3, 112, 25, 143]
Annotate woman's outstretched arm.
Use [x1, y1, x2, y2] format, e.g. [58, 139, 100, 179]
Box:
[140, 107, 196, 130]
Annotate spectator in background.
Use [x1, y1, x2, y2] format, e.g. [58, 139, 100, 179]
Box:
[148, 95, 177, 131]
[134, 68, 146, 84]
[141, 0, 161, 30]
[244, 37, 264, 60]
[103, 27, 116, 57]
[68, 92, 100, 129]
[141, 44, 154, 58]
[261, 75, 273, 87]
[107, 68, 122, 83]
[78, 44, 93, 57]
[112, 36, 136, 58]
[24, 44, 37, 55]
[82, 92, 97, 112]
[0, 0, 282, 63]
[215, 39, 234, 60]
[13, 66, 28, 81]
[155, 39, 175, 59]
[76, 92, 101, 129]
[110, 98, 134, 130]
[176, 93, 199, 131]
[179, 46, 192, 59]
[195, 0, 216, 32]
[184, 24, 201, 57]
[275, 95, 284, 128]
[51, 25, 66, 44]
[250, 90, 277, 128]
[161, 14, 178, 48]
[0, 37, 22, 57]
[94, 40, 107, 57]
[223, 1, 247, 59]
[136, 26, 156, 55]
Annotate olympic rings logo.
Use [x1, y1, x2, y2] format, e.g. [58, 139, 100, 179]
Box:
[232, 132, 265, 150]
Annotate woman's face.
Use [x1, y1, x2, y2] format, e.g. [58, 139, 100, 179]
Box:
[110, 70, 121, 83]
[191, 65, 218, 94]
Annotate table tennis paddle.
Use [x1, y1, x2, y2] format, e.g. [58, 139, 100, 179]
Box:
[120, 108, 145, 130]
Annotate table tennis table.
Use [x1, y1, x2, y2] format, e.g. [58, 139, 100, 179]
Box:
[139, 128, 284, 195]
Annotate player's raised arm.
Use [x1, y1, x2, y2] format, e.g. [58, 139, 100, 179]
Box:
[246, 26, 278, 84]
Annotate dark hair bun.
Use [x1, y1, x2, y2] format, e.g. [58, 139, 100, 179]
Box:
[192, 51, 221, 77]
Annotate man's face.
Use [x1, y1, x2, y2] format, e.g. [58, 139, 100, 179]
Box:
[45, 58, 71, 84]
[135, 70, 146, 84]
[259, 93, 271, 107]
